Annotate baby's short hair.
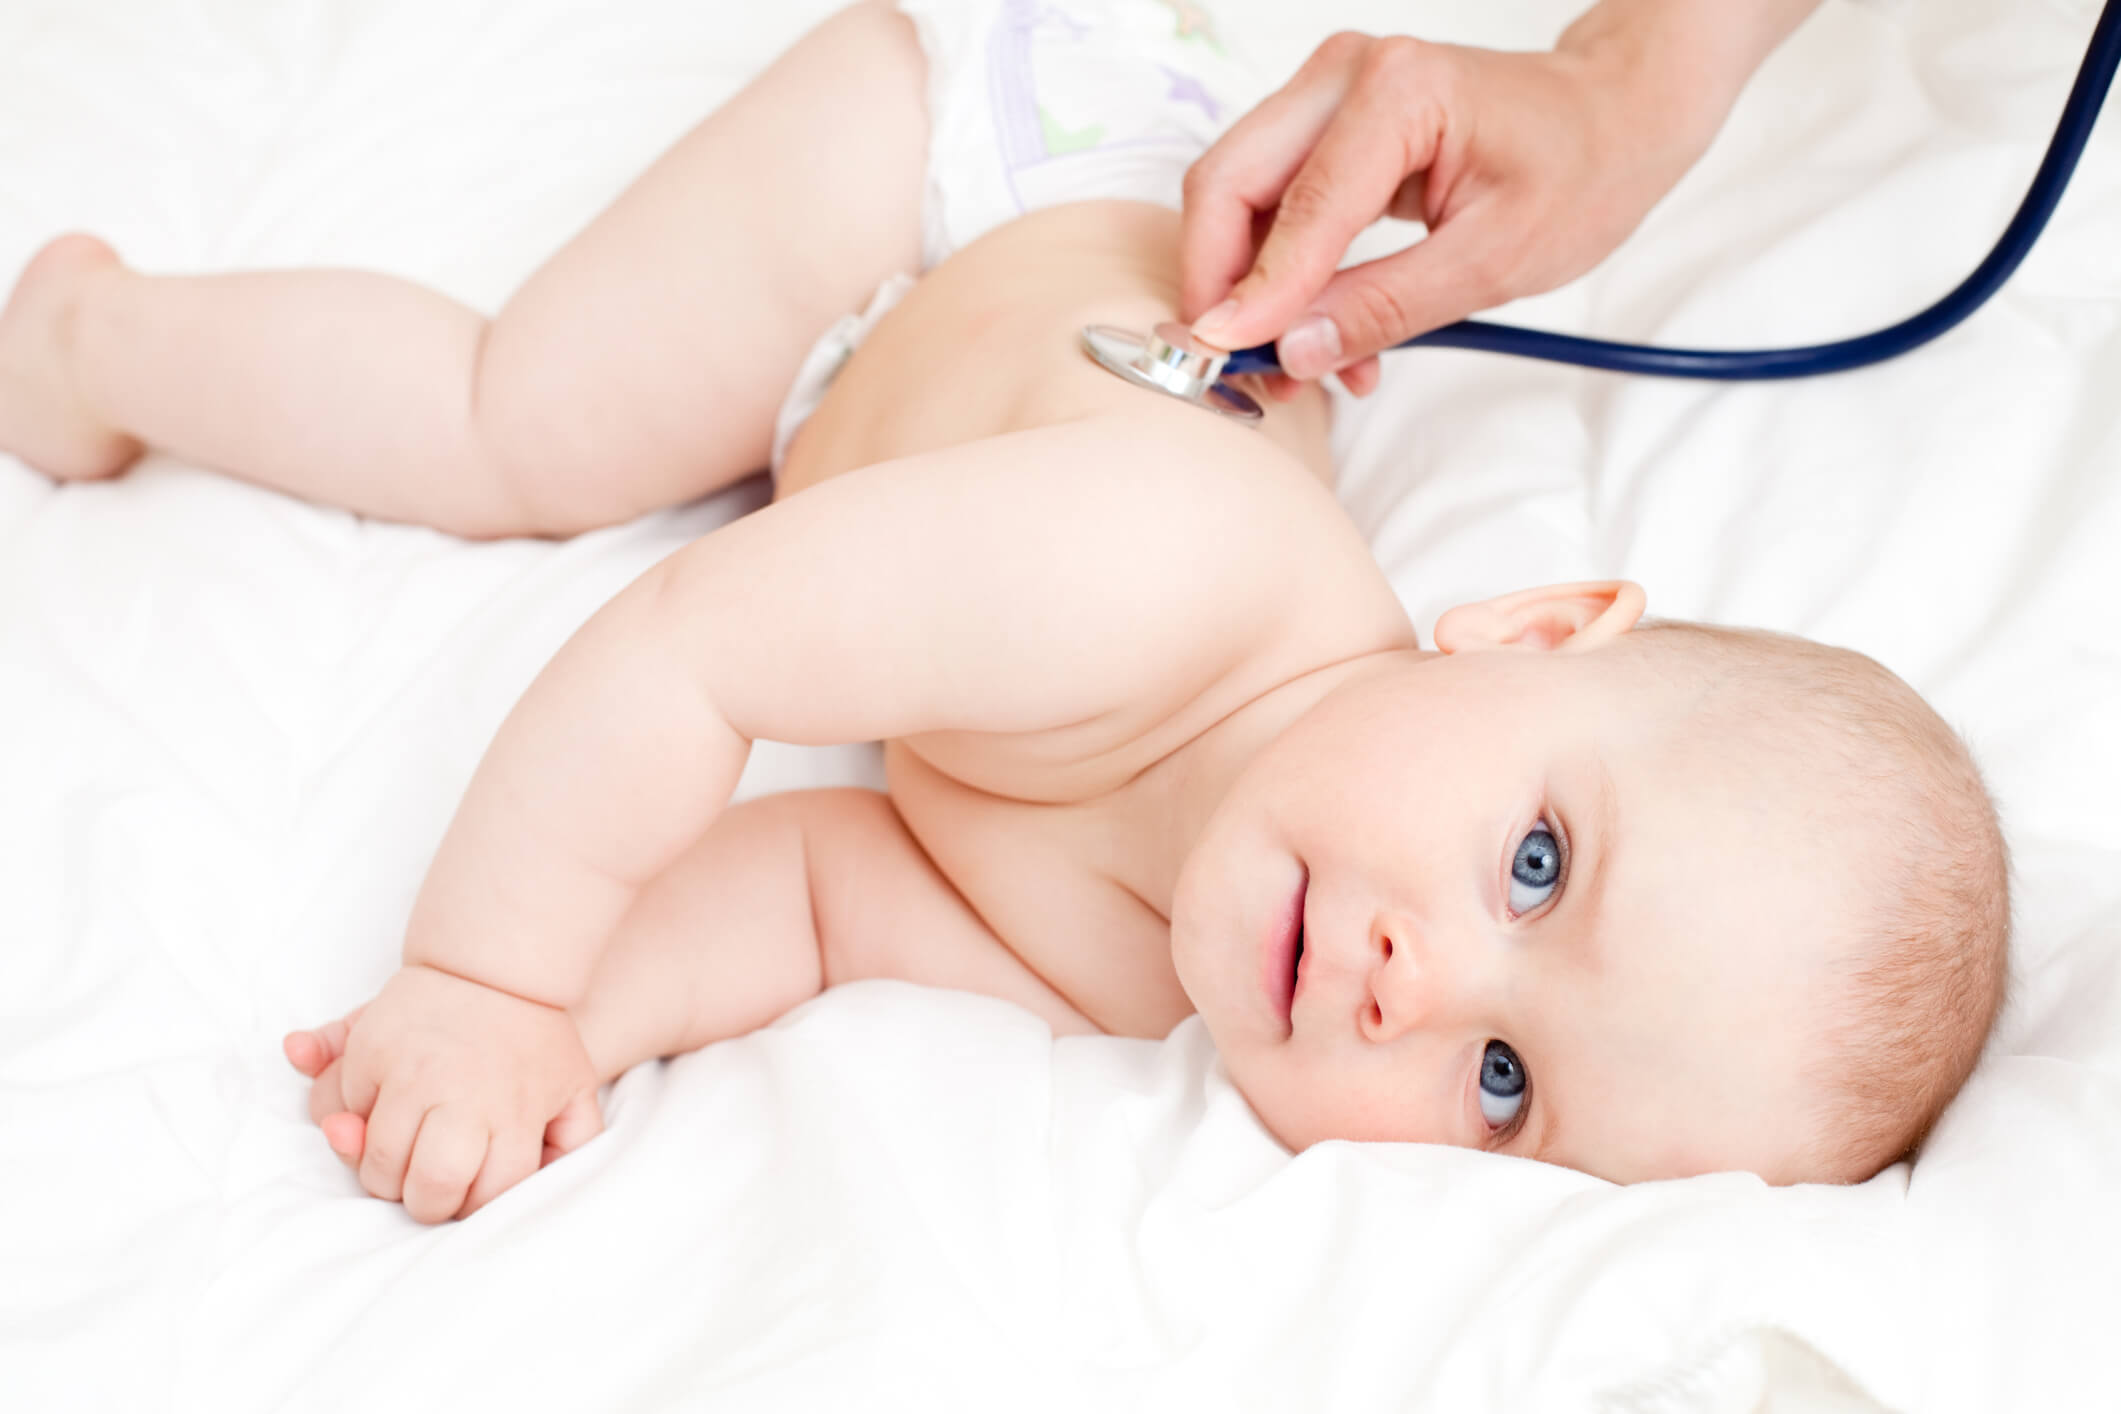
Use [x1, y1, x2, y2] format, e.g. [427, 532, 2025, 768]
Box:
[1625, 621, 2011, 1183]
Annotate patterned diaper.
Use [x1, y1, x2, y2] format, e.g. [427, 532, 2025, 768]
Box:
[898, 0, 1265, 267]
[770, 0, 1264, 471]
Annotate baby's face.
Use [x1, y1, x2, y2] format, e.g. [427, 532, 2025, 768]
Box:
[1170, 645, 1852, 1185]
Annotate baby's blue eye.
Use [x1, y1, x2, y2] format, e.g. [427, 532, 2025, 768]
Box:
[1479, 1040, 1527, 1127]
[1507, 823, 1563, 916]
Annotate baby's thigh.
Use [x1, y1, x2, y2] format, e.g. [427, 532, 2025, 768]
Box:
[481, 2, 931, 520]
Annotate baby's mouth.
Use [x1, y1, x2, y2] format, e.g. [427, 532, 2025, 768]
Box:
[1265, 865, 1308, 1036]
[1285, 871, 1309, 1033]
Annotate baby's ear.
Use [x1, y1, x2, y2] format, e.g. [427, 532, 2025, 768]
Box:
[1432, 581, 1646, 655]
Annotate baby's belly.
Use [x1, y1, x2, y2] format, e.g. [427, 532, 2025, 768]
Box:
[775, 201, 1331, 496]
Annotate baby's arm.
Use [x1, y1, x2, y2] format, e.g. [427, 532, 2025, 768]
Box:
[403, 413, 1353, 1004]
[289, 784, 1099, 1219]
[569, 788, 1097, 1085]
[297, 407, 1388, 1219]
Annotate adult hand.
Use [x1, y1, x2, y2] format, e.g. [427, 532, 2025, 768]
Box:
[1181, 5, 1803, 396]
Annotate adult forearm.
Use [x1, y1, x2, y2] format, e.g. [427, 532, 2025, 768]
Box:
[401, 559, 750, 1010]
[1560, 0, 1827, 155]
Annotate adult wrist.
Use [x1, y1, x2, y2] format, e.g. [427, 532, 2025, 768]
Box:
[1557, 0, 1797, 169]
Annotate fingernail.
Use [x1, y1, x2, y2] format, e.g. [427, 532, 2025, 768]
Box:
[1280, 315, 1342, 378]
[1191, 297, 1241, 344]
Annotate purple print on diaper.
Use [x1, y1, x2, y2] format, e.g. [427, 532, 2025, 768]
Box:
[1159, 65, 1221, 122]
[985, 0, 1234, 213]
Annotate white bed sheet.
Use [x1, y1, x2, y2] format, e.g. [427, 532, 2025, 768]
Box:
[3, 0, 2116, 1408]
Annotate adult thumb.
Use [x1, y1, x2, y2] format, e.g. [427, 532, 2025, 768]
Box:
[1188, 224, 1341, 356]
[1191, 71, 1447, 356]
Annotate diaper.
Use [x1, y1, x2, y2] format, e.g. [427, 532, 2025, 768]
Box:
[769, 0, 1265, 472]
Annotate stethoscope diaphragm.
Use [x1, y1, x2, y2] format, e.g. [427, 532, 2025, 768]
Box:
[1079, 321, 1262, 424]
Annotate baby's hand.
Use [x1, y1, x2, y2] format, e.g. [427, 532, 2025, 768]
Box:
[283, 964, 604, 1223]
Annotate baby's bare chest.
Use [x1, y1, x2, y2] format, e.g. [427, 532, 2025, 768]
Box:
[883, 740, 1194, 1039]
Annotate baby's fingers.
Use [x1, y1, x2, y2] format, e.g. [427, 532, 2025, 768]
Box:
[283, 1030, 330, 1077]
[461, 1122, 542, 1220]
[542, 1088, 606, 1167]
[282, 1005, 363, 1078]
[321, 1111, 366, 1165]
[402, 1105, 491, 1225]
[456, 1086, 604, 1218]
[357, 1093, 426, 1205]
[303, 1058, 366, 1169]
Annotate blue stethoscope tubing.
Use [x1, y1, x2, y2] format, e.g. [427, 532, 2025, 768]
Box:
[1221, 0, 2121, 381]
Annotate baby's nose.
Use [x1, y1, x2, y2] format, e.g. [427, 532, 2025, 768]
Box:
[1359, 915, 1475, 1042]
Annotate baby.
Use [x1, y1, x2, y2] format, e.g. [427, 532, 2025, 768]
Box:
[0, 0, 2008, 1222]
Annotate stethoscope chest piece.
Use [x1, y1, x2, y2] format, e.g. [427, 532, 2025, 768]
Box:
[1079, 321, 1263, 424]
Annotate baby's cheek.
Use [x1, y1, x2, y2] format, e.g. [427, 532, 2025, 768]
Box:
[1231, 1049, 1401, 1151]
[1309, 1054, 1468, 1148]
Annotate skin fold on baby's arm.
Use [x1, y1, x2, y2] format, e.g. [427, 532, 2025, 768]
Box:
[287, 405, 1379, 1223]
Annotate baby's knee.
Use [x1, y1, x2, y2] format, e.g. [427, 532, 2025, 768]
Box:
[466, 343, 641, 538]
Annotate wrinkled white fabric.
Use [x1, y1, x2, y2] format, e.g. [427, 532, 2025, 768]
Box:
[3, 1, 2115, 1410]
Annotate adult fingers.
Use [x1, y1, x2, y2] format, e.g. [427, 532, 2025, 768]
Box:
[1300, 202, 1512, 371]
[357, 1092, 427, 1204]
[1338, 355, 1382, 398]
[1262, 372, 1305, 403]
[1193, 38, 1449, 356]
[401, 1105, 490, 1225]
[1178, 32, 1366, 321]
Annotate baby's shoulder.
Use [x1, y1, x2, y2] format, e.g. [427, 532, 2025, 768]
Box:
[885, 405, 1412, 798]
[1137, 404, 1415, 664]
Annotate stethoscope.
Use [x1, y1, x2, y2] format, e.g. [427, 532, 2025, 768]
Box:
[1084, 0, 2120, 423]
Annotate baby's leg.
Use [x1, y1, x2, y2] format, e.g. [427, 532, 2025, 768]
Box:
[0, 1, 927, 538]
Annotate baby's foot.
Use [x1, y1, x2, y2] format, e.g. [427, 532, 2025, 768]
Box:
[0, 233, 142, 481]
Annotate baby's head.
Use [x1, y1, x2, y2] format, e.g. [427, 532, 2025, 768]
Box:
[1170, 582, 2008, 1186]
